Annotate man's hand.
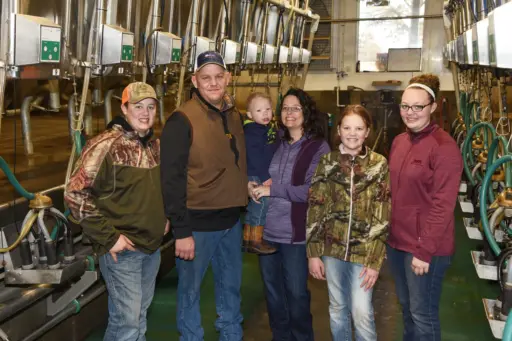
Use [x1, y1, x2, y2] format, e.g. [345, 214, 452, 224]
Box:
[109, 234, 136, 262]
[164, 220, 170, 235]
[308, 257, 326, 280]
[411, 256, 430, 276]
[262, 178, 273, 186]
[176, 236, 195, 260]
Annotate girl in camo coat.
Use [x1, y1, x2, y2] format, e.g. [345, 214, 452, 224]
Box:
[306, 104, 390, 341]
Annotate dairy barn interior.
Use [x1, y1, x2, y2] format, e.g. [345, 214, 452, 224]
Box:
[0, 0, 511, 340]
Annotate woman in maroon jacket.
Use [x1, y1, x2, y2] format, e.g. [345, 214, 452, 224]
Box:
[387, 74, 463, 341]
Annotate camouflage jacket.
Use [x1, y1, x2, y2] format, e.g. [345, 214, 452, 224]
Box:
[306, 146, 390, 271]
[64, 118, 166, 256]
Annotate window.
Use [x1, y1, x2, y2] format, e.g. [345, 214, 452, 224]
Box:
[357, 0, 425, 72]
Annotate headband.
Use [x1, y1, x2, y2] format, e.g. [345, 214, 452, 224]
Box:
[406, 83, 436, 101]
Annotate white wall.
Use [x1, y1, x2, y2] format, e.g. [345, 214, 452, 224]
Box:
[304, 0, 454, 92]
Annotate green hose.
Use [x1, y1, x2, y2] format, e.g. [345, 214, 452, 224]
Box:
[0, 157, 35, 200]
[50, 208, 71, 240]
[74, 131, 85, 155]
[462, 122, 496, 186]
[504, 312, 512, 341]
[480, 155, 512, 257]
[486, 136, 512, 201]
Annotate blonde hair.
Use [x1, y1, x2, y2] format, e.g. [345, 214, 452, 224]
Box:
[246, 92, 272, 111]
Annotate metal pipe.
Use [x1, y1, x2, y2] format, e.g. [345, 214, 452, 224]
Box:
[168, 0, 175, 32]
[191, 0, 200, 43]
[242, 0, 252, 45]
[68, 94, 76, 141]
[65, 0, 97, 184]
[104, 89, 115, 126]
[156, 82, 165, 125]
[299, 13, 320, 89]
[0, 286, 53, 324]
[126, 0, 133, 30]
[152, 0, 161, 29]
[321, 14, 442, 24]
[177, 0, 200, 107]
[132, 0, 142, 77]
[142, 0, 154, 83]
[21, 284, 107, 341]
[200, 0, 208, 37]
[219, 0, 228, 40]
[61, 0, 73, 69]
[20, 96, 34, 155]
[84, 102, 93, 135]
[465, 0, 474, 28]
[48, 80, 61, 110]
[94, 0, 107, 66]
[77, 0, 85, 61]
[106, 0, 118, 25]
[178, 0, 182, 36]
[261, 3, 269, 46]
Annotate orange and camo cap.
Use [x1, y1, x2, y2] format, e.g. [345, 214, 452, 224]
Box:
[121, 82, 158, 105]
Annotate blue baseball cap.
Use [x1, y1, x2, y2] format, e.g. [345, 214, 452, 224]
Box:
[194, 51, 227, 72]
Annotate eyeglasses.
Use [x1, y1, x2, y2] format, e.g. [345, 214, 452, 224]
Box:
[282, 106, 302, 113]
[399, 103, 433, 113]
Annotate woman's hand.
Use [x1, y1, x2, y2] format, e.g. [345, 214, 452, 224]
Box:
[411, 257, 430, 276]
[254, 185, 271, 200]
[308, 257, 326, 280]
[248, 181, 259, 202]
[359, 267, 379, 291]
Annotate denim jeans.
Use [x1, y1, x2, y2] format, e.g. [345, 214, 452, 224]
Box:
[386, 245, 451, 341]
[99, 249, 161, 341]
[323, 257, 376, 341]
[176, 220, 243, 341]
[259, 242, 314, 341]
[246, 176, 269, 226]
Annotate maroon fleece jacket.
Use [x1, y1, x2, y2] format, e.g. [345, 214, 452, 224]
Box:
[387, 122, 463, 263]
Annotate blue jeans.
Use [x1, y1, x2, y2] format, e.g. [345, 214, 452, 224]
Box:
[246, 176, 269, 226]
[323, 257, 376, 341]
[176, 220, 243, 341]
[386, 245, 451, 341]
[259, 242, 314, 341]
[99, 249, 161, 341]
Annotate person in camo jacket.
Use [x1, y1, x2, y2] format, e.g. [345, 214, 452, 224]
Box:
[306, 104, 390, 341]
[65, 82, 168, 341]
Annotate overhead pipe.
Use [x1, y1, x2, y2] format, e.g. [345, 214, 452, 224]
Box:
[0, 0, 17, 138]
[142, 0, 154, 83]
[94, 0, 107, 69]
[177, 0, 200, 107]
[76, 0, 85, 62]
[61, 0, 73, 71]
[126, 0, 133, 29]
[260, 3, 269, 46]
[65, 0, 97, 184]
[133, 0, 142, 77]
[298, 9, 320, 89]
[464, 0, 474, 29]
[200, 0, 208, 37]
[168, 0, 175, 33]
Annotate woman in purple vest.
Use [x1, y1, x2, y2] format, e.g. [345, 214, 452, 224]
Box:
[250, 88, 330, 340]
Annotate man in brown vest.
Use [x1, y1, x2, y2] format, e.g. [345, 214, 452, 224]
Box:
[160, 51, 248, 341]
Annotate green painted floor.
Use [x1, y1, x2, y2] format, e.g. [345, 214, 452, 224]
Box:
[86, 205, 500, 340]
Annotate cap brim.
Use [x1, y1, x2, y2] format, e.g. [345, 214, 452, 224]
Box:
[195, 62, 227, 72]
[127, 96, 158, 104]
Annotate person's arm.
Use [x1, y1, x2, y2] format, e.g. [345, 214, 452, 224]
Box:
[306, 154, 333, 258]
[414, 143, 463, 263]
[271, 141, 331, 203]
[160, 112, 192, 239]
[363, 161, 391, 271]
[64, 141, 119, 251]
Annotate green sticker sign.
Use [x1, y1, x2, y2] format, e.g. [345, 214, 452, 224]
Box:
[256, 52, 262, 62]
[122, 45, 133, 62]
[172, 48, 181, 62]
[41, 41, 60, 62]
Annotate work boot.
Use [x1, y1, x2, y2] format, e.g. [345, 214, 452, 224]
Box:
[242, 224, 251, 252]
[248, 225, 277, 255]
